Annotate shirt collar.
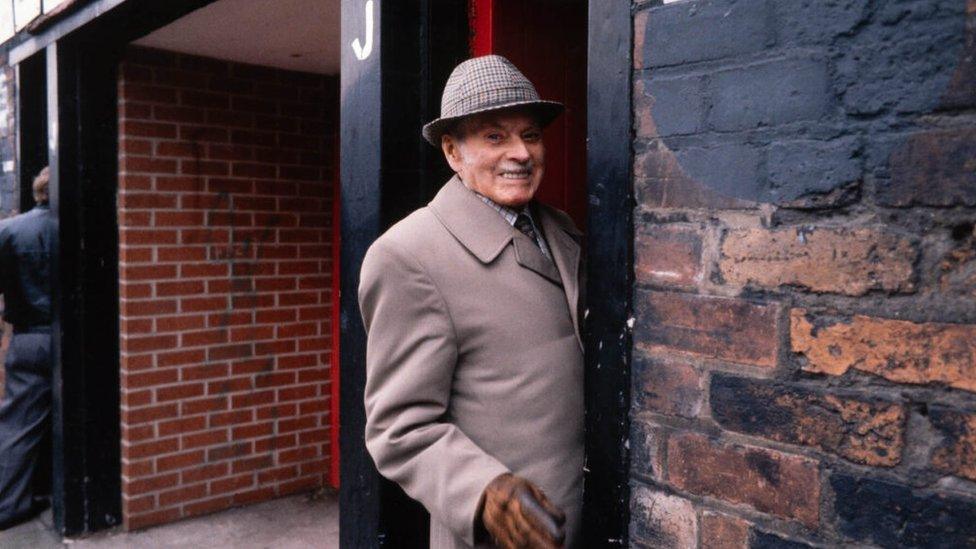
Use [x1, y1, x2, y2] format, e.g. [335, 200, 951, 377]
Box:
[466, 187, 533, 227]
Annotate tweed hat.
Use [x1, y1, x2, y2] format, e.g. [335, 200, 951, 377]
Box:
[422, 55, 564, 146]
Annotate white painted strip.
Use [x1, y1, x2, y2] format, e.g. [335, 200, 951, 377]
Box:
[0, 1, 14, 43]
[13, 0, 41, 31]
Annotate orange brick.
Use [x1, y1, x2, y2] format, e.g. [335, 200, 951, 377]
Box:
[123, 494, 156, 515]
[156, 450, 206, 473]
[181, 462, 229, 484]
[126, 508, 181, 531]
[157, 314, 208, 333]
[791, 309, 976, 392]
[125, 368, 179, 389]
[123, 403, 179, 425]
[208, 409, 254, 428]
[278, 475, 321, 496]
[232, 422, 274, 439]
[182, 495, 234, 518]
[181, 328, 229, 347]
[231, 487, 276, 506]
[668, 432, 819, 527]
[182, 429, 229, 449]
[257, 465, 298, 484]
[181, 363, 230, 381]
[158, 483, 208, 507]
[181, 396, 228, 416]
[126, 472, 180, 496]
[123, 458, 156, 479]
[157, 383, 205, 402]
[157, 349, 206, 368]
[636, 291, 780, 368]
[720, 227, 916, 296]
[125, 437, 179, 460]
[158, 416, 207, 437]
[123, 334, 178, 354]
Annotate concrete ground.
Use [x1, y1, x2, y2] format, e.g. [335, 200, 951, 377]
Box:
[0, 491, 338, 549]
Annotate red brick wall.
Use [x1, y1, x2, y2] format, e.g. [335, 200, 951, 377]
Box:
[631, 0, 976, 547]
[117, 47, 337, 530]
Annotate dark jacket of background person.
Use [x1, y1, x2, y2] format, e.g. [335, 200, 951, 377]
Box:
[0, 204, 55, 328]
[0, 199, 56, 528]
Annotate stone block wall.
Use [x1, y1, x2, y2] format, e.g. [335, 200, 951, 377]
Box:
[0, 44, 16, 397]
[0, 45, 15, 217]
[630, 0, 976, 546]
[117, 47, 337, 530]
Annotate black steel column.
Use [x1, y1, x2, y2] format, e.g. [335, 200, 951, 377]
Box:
[582, 1, 633, 547]
[45, 33, 124, 536]
[339, 0, 469, 546]
[339, 0, 384, 545]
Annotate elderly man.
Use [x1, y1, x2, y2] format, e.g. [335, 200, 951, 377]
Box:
[359, 56, 584, 548]
[0, 167, 56, 530]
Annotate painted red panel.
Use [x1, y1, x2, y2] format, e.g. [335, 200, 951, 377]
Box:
[470, 0, 588, 229]
[330, 148, 341, 489]
[469, 0, 494, 57]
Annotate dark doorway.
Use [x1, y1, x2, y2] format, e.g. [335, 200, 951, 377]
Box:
[14, 48, 53, 514]
[339, 1, 635, 548]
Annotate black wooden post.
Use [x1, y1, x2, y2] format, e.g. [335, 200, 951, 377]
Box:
[44, 33, 124, 536]
[582, 1, 633, 547]
[339, 0, 385, 546]
[339, 0, 469, 546]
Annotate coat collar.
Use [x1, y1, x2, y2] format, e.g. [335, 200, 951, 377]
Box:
[429, 176, 584, 348]
[429, 176, 515, 263]
[429, 175, 582, 263]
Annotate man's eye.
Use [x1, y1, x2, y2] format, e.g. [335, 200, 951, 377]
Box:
[523, 132, 541, 142]
[485, 133, 504, 142]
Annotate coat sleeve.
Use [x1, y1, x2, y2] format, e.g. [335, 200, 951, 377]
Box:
[358, 239, 510, 545]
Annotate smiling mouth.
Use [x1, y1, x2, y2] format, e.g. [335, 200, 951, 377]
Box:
[499, 171, 531, 179]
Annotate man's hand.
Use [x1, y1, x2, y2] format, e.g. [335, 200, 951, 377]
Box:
[482, 473, 566, 548]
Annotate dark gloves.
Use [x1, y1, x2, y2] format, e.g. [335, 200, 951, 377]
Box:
[481, 473, 566, 548]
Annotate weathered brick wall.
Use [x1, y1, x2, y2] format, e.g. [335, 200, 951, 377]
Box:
[0, 44, 16, 397]
[118, 47, 337, 530]
[0, 46, 15, 216]
[631, 0, 976, 546]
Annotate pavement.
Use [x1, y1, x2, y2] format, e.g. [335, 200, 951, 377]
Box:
[0, 491, 339, 549]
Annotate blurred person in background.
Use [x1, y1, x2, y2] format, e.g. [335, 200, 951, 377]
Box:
[0, 167, 56, 530]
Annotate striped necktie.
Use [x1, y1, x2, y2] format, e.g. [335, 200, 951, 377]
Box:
[515, 213, 541, 250]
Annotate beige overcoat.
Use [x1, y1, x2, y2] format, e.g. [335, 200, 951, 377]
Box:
[359, 176, 585, 548]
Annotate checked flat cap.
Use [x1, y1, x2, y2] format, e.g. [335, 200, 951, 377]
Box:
[422, 55, 564, 146]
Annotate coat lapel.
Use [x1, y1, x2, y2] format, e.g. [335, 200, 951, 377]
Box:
[537, 204, 583, 349]
[429, 176, 513, 263]
[429, 177, 583, 348]
[512, 232, 562, 285]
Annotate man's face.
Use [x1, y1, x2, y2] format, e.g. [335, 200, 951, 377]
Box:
[441, 108, 545, 208]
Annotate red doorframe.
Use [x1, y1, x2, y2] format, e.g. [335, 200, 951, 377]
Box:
[469, 0, 588, 229]
[330, 148, 341, 488]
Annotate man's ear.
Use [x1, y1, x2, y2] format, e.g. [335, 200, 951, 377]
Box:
[441, 134, 464, 174]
